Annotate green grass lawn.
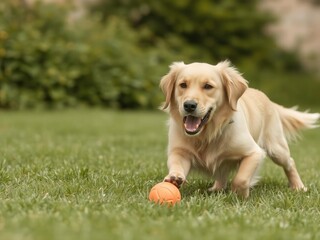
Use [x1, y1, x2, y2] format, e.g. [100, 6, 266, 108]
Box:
[0, 109, 320, 240]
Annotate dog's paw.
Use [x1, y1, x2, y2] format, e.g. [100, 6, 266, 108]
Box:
[231, 178, 250, 199]
[289, 182, 308, 192]
[164, 172, 186, 188]
[208, 180, 227, 192]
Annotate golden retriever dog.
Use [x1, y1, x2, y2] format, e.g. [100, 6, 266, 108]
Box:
[160, 60, 319, 198]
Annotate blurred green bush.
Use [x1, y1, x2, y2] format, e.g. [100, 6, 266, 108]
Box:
[91, 0, 303, 70]
[0, 0, 318, 109]
[0, 0, 176, 109]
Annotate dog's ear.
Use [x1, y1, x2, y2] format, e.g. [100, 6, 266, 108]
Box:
[159, 62, 185, 110]
[217, 60, 248, 111]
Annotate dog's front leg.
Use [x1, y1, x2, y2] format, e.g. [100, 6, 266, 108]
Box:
[232, 149, 265, 198]
[164, 148, 192, 188]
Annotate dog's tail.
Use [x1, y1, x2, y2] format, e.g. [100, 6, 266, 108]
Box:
[275, 104, 320, 142]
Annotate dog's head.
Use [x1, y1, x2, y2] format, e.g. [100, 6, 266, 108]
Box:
[160, 61, 248, 136]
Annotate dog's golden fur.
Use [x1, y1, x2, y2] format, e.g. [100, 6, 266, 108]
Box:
[160, 61, 319, 198]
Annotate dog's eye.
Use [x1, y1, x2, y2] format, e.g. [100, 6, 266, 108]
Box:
[179, 83, 187, 89]
[204, 83, 213, 90]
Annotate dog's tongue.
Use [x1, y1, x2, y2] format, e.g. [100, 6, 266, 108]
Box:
[184, 116, 201, 132]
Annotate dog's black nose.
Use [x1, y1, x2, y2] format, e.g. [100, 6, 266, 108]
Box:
[184, 100, 197, 113]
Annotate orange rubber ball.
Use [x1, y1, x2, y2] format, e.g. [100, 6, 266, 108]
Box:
[149, 182, 181, 205]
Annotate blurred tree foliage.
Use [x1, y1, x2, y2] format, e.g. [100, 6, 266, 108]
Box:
[0, 0, 317, 110]
[91, 0, 302, 70]
[0, 0, 175, 109]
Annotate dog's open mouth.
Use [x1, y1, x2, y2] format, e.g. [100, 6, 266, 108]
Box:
[183, 108, 212, 135]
